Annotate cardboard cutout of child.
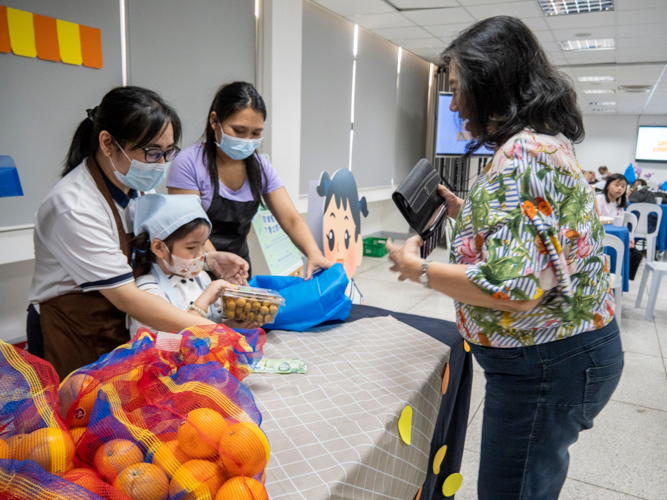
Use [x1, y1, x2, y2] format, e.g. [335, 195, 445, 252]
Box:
[316, 169, 368, 304]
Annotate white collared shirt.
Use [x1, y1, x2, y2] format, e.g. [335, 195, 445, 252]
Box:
[29, 160, 149, 306]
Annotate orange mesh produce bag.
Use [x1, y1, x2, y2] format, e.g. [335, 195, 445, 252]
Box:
[0, 342, 130, 499]
[60, 325, 265, 429]
[74, 361, 269, 499]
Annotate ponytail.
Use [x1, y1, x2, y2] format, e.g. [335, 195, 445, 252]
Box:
[64, 117, 97, 176]
[131, 232, 155, 278]
[62, 86, 182, 177]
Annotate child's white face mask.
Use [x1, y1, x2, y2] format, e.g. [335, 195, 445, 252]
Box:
[162, 248, 205, 279]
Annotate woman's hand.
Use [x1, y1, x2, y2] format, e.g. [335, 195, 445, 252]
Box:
[386, 236, 424, 283]
[208, 251, 249, 285]
[629, 239, 635, 249]
[438, 184, 464, 219]
[305, 253, 333, 280]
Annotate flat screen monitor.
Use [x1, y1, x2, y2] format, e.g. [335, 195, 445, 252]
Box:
[435, 93, 494, 156]
[635, 126, 667, 163]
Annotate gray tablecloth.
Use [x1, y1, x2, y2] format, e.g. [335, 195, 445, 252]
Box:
[245, 316, 450, 500]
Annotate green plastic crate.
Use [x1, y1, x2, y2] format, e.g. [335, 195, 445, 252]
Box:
[363, 237, 389, 257]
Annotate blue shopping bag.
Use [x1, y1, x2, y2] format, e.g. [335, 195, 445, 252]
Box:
[248, 263, 352, 331]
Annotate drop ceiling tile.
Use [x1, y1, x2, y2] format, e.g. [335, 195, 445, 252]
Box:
[617, 23, 666, 38]
[401, 7, 475, 26]
[457, 0, 531, 5]
[521, 17, 550, 32]
[425, 22, 472, 38]
[546, 11, 616, 31]
[373, 26, 434, 41]
[314, 0, 395, 17]
[616, 7, 667, 26]
[551, 26, 616, 42]
[540, 41, 562, 53]
[397, 37, 447, 50]
[616, 48, 667, 64]
[408, 47, 446, 63]
[532, 30, 556, 43]
[617, 35, 667, 49]
[347, 12, 415, 29]
[391, 0, 459, 7]
[616, 0, 667, 9]
[465, 1, 544, 20]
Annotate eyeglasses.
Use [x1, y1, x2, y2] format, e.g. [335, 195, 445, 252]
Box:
[140, 146, 181, 163]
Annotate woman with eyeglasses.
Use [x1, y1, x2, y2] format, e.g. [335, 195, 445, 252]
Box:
[167, 82, 332, 279]
[27, 86, 249, 379]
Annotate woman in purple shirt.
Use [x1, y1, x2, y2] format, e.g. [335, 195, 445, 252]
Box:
[167, 82, 331, 278]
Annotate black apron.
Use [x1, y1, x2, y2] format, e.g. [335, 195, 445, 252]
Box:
[206, 188, 260, 277]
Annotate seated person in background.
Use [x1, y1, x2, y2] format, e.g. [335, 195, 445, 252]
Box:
[598, 166, 609, 181]
[127, 194, 232, 335]
[628, 179, 655, 203]
[584, 170, 598, 184]
[597, 174, 643, 280]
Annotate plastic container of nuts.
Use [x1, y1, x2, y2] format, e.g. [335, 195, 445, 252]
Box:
[220, 285, 285, 326]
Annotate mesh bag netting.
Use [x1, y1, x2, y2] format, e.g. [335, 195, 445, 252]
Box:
[1, 322, 269, 499]
[0, 341, 129, 499]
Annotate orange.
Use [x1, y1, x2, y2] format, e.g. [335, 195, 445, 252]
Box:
[215, 477, 268, 500]
[168, 460, 226, 500]
[94, 439, 145, 484]
[114, 463, 169, 500]
[70, 426, 86, 445]
[25, 428, 75, 474]
[177, 408, 227, 459]
[59, 373, 99, 427]
[218, 423, 269, 478]
[151, 440, 189, 478]
[7, 433, 30, 461]
[62, 468, 104, 496]
[0, 438, 9, 460]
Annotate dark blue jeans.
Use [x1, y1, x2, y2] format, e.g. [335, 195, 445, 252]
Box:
[469, 319, 623, 500]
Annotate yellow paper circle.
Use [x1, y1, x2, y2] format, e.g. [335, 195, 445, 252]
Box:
[441, 363, 450, 395]
[432, 445, 447, 475]
[398, 405, 412, 445]
[442, 473, 463, 497]
[463, 340, 470, 352]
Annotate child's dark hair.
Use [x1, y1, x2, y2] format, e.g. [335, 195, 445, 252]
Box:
[316, 170, 369, 241]
[131, 218, 209, 277]
[64, 86, 181, 176]
[604, 173, 628, 208]
[202, 82, 267, 205]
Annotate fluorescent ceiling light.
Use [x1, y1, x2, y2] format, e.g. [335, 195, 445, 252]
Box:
[538, 0, 614, 16]
[578, 76, 615, 82]
[589, 102, 616, 106]
[560, 39, 615, 51]
[584, 89, 616, 94]
[592, 108, 616, 113]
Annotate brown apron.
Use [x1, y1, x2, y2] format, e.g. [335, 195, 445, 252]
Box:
[40, 157, 133, 380]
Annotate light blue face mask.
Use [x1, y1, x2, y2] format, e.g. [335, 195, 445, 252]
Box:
[110, 138, 170, 191]
[217, 125, 262, 160]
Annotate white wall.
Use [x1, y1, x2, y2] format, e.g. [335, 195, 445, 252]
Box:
[576, 114, 667, 185]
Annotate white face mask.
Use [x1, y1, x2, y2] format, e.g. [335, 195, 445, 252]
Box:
[109, 138, 170, 191]
[161, 247, 205, 279]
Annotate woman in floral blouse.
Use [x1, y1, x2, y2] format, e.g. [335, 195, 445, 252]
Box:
[388, 16, 623, 500]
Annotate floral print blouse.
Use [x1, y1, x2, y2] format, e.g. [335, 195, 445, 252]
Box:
[450, 130, 615, 348]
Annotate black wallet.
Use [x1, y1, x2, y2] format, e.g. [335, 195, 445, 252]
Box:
[392, 159, 448, 258]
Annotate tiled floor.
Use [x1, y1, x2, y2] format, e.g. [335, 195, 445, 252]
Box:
[355, 247, 667, 500]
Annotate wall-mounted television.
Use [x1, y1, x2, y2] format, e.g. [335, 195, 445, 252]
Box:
[435, 93, 494, 156]
[635, 126, 667, 163]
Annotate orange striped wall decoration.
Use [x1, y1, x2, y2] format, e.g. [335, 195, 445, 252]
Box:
[0, 5, 103, 69]
[0, 6, 10, 53]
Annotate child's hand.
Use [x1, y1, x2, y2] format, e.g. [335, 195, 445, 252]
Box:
[196, 279, 232, 309]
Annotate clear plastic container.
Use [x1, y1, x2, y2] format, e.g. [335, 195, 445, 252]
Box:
[220, 285, 285, 325]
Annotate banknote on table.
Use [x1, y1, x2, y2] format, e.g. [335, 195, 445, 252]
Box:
[253, 358, 306, 374]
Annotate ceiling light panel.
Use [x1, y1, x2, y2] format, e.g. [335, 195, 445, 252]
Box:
[538, 0, 614, 16]
[578, 76, 615, 82]
[583, 89, 616, 94]
[589, 102, 616, 106]
[560, 39, 615, 51]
